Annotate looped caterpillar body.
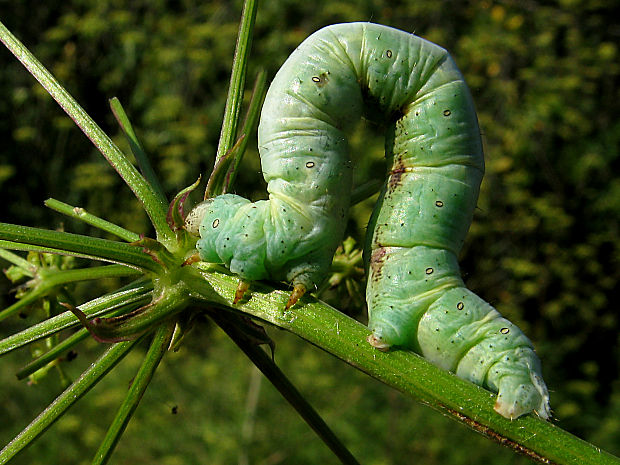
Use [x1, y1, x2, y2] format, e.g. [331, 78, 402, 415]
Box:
[187, 22, 550, 420]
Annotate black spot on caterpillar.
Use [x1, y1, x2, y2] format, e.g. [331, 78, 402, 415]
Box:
[186, 22, 550, 420]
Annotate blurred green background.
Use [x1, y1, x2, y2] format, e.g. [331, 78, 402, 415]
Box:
[0, 0, 618, 463]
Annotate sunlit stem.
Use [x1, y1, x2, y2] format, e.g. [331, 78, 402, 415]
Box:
[44, 198, 141, 242]
[208, 0, 258, 198]
[0, 21, 174, 246]
[212, 312, 361, 465]
[92, 322, 175, 465]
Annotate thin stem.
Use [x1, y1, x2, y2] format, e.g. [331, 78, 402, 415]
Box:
[0, 265, 141, 322]
[0, 240, 128, 264]
[0, 223, 161, 273]
[0, 248, 36, 276]
[44, 198, 141, 242]
[0, 21, 174, 246]
[209, 0, 258, 198]
[350, 179, 382, 206]
[15, 303, 133, 380]
[92, 321, 175, 465]
[109, 98, 168, 205]
[226, 69, 267, 191]
[0, 279, 153, 356]
[212, 312, 361, 465]
[16, 327, 89, 380]
[0, 339, 140, 465]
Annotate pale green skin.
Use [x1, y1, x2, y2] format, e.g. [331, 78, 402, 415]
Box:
[190, 23, 550, 420]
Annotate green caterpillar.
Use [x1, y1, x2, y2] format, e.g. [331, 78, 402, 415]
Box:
[186, 22, 550, 420]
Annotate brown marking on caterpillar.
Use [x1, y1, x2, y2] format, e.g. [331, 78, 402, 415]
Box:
[369, 246, 387, 281]
[388, 158, 407, 191]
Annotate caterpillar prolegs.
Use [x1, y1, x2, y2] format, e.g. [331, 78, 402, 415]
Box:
[186, 22, 550, 420]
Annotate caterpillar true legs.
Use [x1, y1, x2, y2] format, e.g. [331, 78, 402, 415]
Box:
[186, 22, 550, 419]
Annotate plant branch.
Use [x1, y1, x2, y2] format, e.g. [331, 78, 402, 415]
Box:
[0, 249, 36, 276]
[0, 265, 141, 322]
[109, 98, 168, 205]
[0, 339, 140, 464]
[0, 21, 174, 246]
[92, 322, 175, 465]
[0, 279, 152, 356]
[225, 69, 267, 191]
[44, 199, 141, 242]
[184, 265, 619, 465]
[16, 327, 88, 380]
[209, 0, 258, 198]
[212, 311, 361, 465]
[0, 223, 161, 272]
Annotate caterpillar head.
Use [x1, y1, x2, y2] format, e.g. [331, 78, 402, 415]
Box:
[185, 194, 251, 263]
[184, 199, 214, 236]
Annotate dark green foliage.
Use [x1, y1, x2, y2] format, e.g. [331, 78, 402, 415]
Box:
[1, 0, 618, 463]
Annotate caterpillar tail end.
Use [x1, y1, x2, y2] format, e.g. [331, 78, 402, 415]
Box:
[285, 284, 306, 310]
[494, 372, 551, 420]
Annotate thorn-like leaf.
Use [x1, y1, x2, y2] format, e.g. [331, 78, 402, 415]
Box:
[167, 176, 202, 231]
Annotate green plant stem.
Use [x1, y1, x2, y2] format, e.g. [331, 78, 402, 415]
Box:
[212, 312, 361, 465]
[16, 303, 134, 380]
[210, 0, 258, 197]
[44, 199, 141, 242]
[0, 249, 36, 275]
[0, 21, 174, 246]
[0, 280, 153, 356]
[0, 265, 141, 322]
[73, 276, 190, 342]
[92, 321, 175, 465]
[226, 69, 267, 191]
[0, 223, 161, 272]
[350, 179, 382, 206]
[0, 240, 123, 264]
[16, 327, 89, 380]
[184, 266, 619, 465]
[109, 98, 168, 205]
[0, 339, 140, 465]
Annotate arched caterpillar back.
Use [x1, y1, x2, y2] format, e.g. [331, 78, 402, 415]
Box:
[187, 22, 550, 420]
